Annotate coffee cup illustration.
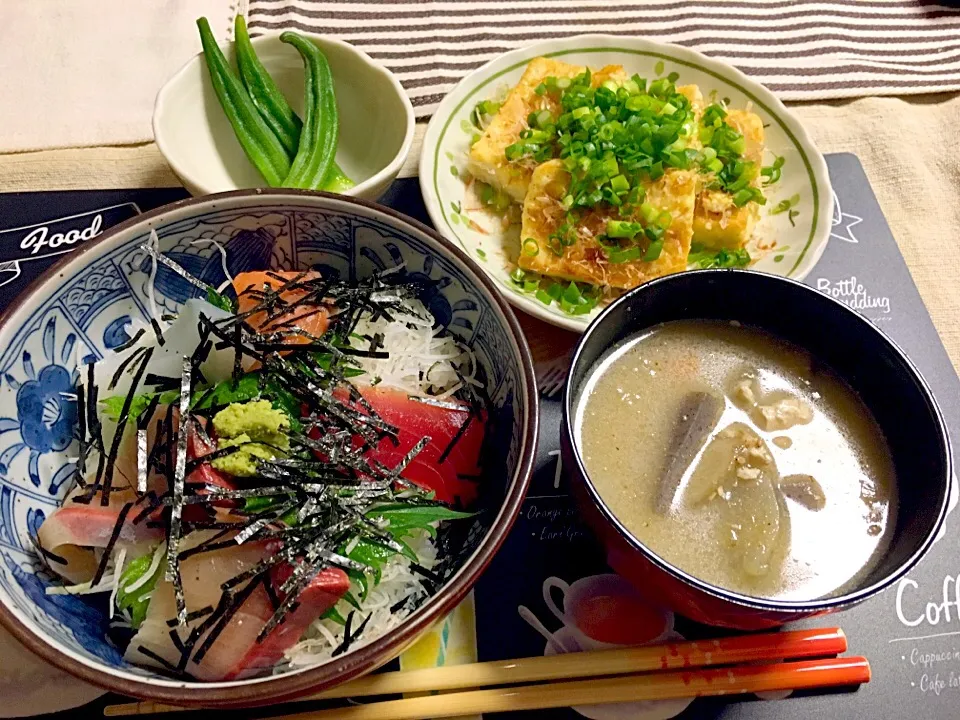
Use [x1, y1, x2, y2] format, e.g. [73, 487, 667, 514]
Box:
[542, 573, 673, 651]
[531, 574, 688, 720]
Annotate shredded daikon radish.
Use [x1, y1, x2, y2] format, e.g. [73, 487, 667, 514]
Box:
[350, 298, 477, 397]
[124, 543, 165, 595]
[191, 238, 234, 292]
[46, 575, 117, 596]
[108, 548, 127, 619]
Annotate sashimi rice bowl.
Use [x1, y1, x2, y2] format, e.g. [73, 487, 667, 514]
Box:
[0, 191, 536, 705]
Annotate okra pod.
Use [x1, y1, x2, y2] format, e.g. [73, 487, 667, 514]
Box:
[196, 17, 290, 186]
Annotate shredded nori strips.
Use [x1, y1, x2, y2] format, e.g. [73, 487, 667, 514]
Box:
[332, 611, 372, 657]
[51, 262, 482, 678]
[91, 501, 133, 587]
[108, 346, 148, 391]
[112, 327, 147, 353]
[165, 357, 194, 625]
[101, 347, 154, 506]
[165, 606, 214, 628]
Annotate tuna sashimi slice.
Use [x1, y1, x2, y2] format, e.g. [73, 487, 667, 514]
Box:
[358, 386, 485, 507]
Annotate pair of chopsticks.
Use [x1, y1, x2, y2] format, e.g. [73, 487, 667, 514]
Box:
[104, 627, 868, 719]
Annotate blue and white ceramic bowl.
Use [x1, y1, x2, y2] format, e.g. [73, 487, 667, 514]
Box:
[0, 191, 538, 706]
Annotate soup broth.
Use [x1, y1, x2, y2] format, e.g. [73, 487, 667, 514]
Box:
[575, 320, 897, 601]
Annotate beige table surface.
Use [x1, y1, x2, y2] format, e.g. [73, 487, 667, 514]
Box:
[2, 93, 958, 374]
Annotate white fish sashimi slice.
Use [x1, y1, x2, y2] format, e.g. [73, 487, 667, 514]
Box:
[125, 533, 350, 681]
[85, 299, 235, 400]
[81, 299, 236, 485]
[36, 484, 164, 584]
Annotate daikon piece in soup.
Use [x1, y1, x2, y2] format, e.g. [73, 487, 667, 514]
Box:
[574, 319, 898, 601]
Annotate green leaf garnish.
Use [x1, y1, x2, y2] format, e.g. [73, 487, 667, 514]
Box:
[206, 286, 236, 312]
[101, 390, 180, 424]
[115, 548, 164, 628]
[365, 504, 473, 533]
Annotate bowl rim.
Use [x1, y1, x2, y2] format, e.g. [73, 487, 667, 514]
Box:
[0, 189, 539, 706]
[562, 267, 952, 614]
[153, 32, 416, 199]
[418, 33, 834, 333]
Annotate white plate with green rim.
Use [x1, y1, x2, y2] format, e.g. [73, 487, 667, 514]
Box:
[419, 35, 833, 332]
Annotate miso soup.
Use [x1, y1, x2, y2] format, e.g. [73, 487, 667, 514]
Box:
[574, 320, 897, 601]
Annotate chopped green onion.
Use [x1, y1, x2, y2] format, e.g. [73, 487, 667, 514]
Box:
[643, 239, 664, 261]
[610, 174, 630, 193]
[510, 267, 525, 284]
[644, 225, 665, 243]
[605, 246, 642, 263]
[602, 154, 619, 177]
[770, 193, 801, 215]
[688, 245, 752, 269]
[606, 219, 643, 239]
[761, 154, 785, 185]
[640, 203, 659, 225]
[732, 188, 755, 207]
[522, 237, 540, 256]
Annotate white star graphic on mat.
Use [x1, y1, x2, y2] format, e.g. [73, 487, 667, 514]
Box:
[830, 190, 863, 244]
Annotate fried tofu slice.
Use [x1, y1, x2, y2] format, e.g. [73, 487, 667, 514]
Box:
[468, 58, 628, 203]
[693, 109, 766, 251]
[519, 160, 697, 289]
[677, 84, 705, 134]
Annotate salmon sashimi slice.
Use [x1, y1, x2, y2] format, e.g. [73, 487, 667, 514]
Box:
[358, 386, 485, 507]
[125, 534, 349, 680]
[233, 270, 330, 340]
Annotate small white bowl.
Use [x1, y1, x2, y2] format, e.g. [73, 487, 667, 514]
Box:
[154, 33, 414, 200]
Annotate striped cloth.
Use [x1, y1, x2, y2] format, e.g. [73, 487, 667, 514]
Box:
[245, 0, 960, 118]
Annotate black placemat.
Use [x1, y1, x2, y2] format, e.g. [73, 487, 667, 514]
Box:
[1, 154, 957, 718]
